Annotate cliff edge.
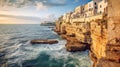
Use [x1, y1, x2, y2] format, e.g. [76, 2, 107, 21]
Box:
[54, 0, 120, 67]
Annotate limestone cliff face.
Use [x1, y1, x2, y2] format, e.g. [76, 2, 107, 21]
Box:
[55, 0, 120, 67]
[104, 0, 120, 66]
[55, 21, 61, 32]
[90, 0, 120, 67]
[75, 22, 91, 44]
[90, 18, 107, 59]
[90, 18, 108, 67]
[108, 0, 120, 45]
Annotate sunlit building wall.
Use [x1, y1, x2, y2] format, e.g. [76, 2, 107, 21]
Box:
[97, 0, 108, 14]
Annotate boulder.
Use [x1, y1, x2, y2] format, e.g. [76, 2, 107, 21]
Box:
[31, 39, 58, 44]
[66, 41, 88, 52]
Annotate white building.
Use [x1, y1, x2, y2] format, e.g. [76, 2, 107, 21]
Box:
[97, 0, 108, 14]
[70, 0, 108, 19]
[87, 1, 94, 17]
[92, 0, 102, 15]
[63, 12, 72, 23]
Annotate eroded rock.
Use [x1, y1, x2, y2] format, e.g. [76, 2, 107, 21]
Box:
[65, 36, 90, 52]
[31, 39, 58, 44]
[96, 58, 120, 67]
[66, 41, 87, 52]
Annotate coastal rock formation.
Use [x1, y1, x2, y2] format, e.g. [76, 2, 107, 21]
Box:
[90, 0, 120, 67]
[65, 35, 90, 52]
[90, 18, 108, 67]
[55, 21, 91, 52]
[31, 39, 58, 44]
[66, 42, 87, 52]
[54, 0, 120, 67]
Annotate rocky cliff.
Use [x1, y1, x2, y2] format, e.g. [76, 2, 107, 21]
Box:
[55, 0, 120, 67]
[90, 0, 120, 67]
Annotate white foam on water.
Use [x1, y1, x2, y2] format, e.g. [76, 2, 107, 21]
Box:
[5, 39, 92, 67]
[48, 49, 92, 67]
[6, 39, 66, 64]
[0, 25, 93, 67]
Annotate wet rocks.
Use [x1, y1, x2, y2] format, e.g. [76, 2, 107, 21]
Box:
[31, 39, 58, 44]
[66, 42, 87, 52]
[61, 34, 90, 52]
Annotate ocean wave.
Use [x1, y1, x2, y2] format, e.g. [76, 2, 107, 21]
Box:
[6, 39, 66, 64]
[0, 25, 92, 67]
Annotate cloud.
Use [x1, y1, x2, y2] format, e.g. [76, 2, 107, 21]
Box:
[0, 0, 67, 8]
[35, 2, 47, 10]
[42, 14, 57, 22]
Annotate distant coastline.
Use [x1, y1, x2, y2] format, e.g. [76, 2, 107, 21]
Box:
[40, 21, 55, 26]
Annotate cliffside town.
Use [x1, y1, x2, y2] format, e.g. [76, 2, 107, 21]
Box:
[54, 0, 120, 67]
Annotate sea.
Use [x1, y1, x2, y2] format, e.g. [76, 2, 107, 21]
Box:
[0, 24, 92, 67]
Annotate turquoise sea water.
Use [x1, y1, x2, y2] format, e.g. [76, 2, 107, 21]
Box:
[0, 24, 92, 67]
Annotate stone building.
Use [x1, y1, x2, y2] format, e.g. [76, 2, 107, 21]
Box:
[75, 6, 82, 13]
[73, 0, 107, 18]
[84, 3, 89, 17]
[81, 5, 85, 17]
[87, 1, 94, 17]
[63, 0, 108, 21]
[97, 0, 108, 14]
[92, 0, 102, 15]
[71, 6, 82, 19]
[75, 6, 82, 18]
[67, 12, 72, 23]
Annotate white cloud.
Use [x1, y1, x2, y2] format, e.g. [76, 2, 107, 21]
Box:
[41, 14, 56, 22]
[35, 2, 47, 10]
[0, 0, 67, 7]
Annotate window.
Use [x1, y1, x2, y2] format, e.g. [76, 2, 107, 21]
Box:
[100, 5, 102, 8]
[89, 9, 91, 11]
[95, 6, 97, 9]
[94, 2, 96, 5]
[100, 11, 102, 14]
[89, 4, 91, 7]
[83, 8, 84, 10]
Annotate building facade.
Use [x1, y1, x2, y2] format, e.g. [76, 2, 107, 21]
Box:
[63, 0, 108, 21]
[84, 3, 89, 17]
[97, 0, 108, 14]
[87, 1, 94, 17]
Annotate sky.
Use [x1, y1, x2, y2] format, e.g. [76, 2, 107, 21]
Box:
[0, 0, 91, 24]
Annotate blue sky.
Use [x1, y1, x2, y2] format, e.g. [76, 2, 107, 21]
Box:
[0, 0, 91, 23]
